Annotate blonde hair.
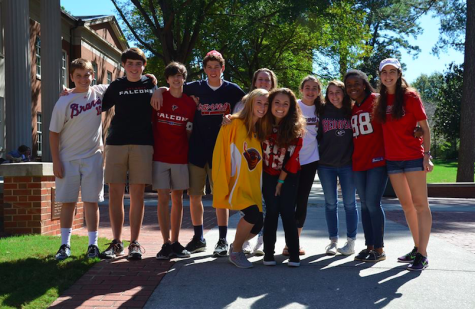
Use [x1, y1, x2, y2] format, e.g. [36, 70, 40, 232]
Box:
[233, 88, 269, 141]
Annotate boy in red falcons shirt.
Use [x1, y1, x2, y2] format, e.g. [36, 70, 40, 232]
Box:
[153, 62, 197, 260]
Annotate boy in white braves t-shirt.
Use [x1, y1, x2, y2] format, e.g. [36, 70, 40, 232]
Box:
[50, 58, 107, 260]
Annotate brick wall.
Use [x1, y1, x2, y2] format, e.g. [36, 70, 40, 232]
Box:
[1, 176, 83, 235]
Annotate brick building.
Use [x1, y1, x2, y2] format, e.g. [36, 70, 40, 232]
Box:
[0, 0, 129, 235]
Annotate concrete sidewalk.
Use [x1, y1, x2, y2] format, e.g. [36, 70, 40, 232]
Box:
[144, 182, 475, 309]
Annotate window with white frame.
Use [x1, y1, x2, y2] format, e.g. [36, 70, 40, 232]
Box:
[35, 36, 41, 77]
[37, 113, 42, 157]
[91, 62, 97, 85]
[107, 71, 112, 84]
[61, 51, 68, 88]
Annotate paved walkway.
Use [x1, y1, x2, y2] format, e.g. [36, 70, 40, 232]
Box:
[51, 181, 475, 308]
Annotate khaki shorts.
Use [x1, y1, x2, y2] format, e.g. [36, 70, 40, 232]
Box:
[104, 145, 153, 184]
[55, 152, 104, 203]
[152, 161, 189, 190]
[188, 163, 213, 196]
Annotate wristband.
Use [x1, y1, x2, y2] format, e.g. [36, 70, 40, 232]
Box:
[277, 179, 285, 184]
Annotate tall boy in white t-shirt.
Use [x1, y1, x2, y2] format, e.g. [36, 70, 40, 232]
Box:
[50, 58, 107, 260]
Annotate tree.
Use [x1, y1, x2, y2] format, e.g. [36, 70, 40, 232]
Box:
[457, 0, 475, 182]
[411, 72, 443, 127]
[433, 64, 463, 158]
[431, 0, 467, 55]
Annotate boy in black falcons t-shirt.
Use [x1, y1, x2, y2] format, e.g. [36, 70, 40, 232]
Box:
[100, 48, 156, 260]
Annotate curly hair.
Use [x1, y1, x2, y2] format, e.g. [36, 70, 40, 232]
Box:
[374, 68, 419, 123]
[265, 88, 306, 147]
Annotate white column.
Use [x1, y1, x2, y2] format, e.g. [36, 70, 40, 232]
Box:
[40, 0, 62, 162]
[3, 0, 32, 153]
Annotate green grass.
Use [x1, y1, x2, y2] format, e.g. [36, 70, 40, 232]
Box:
[0, 234, 110, 309]
[428, 159, 458, 183]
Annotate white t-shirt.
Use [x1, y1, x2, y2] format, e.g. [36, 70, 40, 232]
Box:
[298, 99, 320, 165]
[49, 85, 108, 162]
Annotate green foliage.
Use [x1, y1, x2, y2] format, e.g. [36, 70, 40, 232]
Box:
[411, 72, 443, 126]
[0, 234, 109, 309]
[431, 0, 467, 55]
[433, 63, 463, 146]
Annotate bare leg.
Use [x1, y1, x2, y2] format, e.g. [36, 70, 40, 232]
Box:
[189, 195, 204, 226]
[129, 184, 145, 242]
[389, 174, 419, 247]
[170, 190, 184, 243]
[83, 202, 99, 232]
[232, 218, 254, 252]
[157, 189, 171, 243]
[406, 171, 432, 256]
[60, 203, 76, 228]
[108, 183, 125, 241]
[216, 208, 229, 227]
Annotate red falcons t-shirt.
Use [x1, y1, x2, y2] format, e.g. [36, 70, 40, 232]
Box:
[382, 92, 427, 161]
[351, 93, 386, 171]
[152, 91, 196, 164]
[262, 126, 302, 176]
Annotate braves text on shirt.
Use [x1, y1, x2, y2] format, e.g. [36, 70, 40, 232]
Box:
[70, 98, 102, 119]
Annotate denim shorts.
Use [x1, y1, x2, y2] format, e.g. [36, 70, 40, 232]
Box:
[386, 158, 424, 174]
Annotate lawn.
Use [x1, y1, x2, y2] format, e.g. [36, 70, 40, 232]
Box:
[427, 159, 458, 183]
[0, 234, 110, 309]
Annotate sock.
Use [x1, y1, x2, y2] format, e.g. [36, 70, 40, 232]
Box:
[218, 226, 227, 240]
[61, 228, 72, 247]
[88, 231, 98, 246]
[193, 225, 204, 240]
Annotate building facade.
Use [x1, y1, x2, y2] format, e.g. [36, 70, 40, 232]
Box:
[0, 0, 128, 161]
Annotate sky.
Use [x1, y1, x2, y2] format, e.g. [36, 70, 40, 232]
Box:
[61, 0, 465, 83]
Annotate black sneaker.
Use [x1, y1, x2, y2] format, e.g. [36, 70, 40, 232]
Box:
[156, 243, 173, 260]
[86, 244, 100, 259]
[171, 242, 191, 258]
[354, 249, 371, 261]
[185, 236, 207, 253]
[100, 239, 124, 259]
[128, 241, 144, 260]
[407, 253, 429, 271]
[213, 238, 229, 257]
[362, 250, 386, 262]
[55, 244, 71, 261]
[397, 247, 417, 263]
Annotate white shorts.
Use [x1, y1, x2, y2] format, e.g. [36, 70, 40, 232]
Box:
[152, 161, 189, 190]
[55, 152, 104, 203]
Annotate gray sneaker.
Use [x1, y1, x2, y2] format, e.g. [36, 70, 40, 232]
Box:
[228, 244, 253, 269]
[55, 244, 71, 261]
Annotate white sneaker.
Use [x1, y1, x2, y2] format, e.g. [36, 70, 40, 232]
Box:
[325, 241, 338, 255]
[337, 237, 356, 256]
[252, 235, 264, 256]
[242, 240, 252, 254]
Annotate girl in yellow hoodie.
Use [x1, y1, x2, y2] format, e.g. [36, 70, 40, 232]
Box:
[212, 88, 269, 268]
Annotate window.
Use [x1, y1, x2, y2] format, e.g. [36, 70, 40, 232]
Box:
[37, 113, 42, 157]
[35, 36, 41, 77]
[107, 71, 112, 84]
[92, 62, 97, 85]
[61, 51, 68, 88]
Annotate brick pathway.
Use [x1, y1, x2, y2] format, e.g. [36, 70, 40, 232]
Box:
[50, 195, 219, 309]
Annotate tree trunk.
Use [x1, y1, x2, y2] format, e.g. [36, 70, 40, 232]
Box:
[457, 0, 475, 182]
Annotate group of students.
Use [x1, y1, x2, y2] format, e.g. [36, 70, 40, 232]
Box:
[51, 46, 432, 272]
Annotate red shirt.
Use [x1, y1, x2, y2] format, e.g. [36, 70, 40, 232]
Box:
[152, 91, 196, 164]
[262, 126, 302, 176]
[381, 91, 427, 161]
[351, 93, 386, 171]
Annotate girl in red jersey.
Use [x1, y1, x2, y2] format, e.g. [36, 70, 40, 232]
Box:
[344, 70, 388, 262]
[374, 58, 433, 271]
[262, 88, 305, 267]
